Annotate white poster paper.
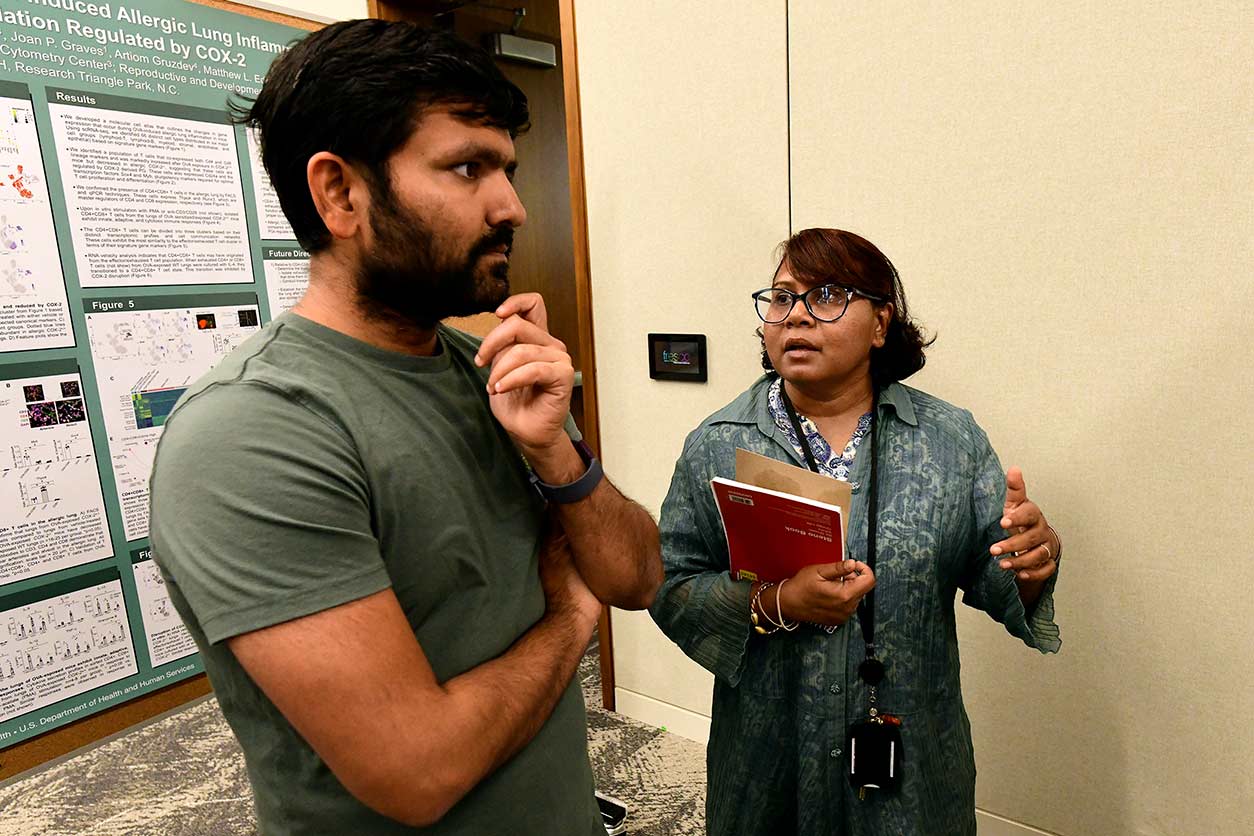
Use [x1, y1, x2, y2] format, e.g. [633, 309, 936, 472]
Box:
[131, 550, 196, 667]
[85, 296, 261, 541]
[0, 94, 74, 350]
[47, 94, 252, 287]
[0, 365, 111, 586]
[0, 575, 138, 724]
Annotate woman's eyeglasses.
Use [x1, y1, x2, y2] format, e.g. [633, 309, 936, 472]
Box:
[751, 284, 887, 324]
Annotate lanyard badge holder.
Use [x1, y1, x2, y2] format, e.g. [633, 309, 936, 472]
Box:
[781, 386, 903, 799]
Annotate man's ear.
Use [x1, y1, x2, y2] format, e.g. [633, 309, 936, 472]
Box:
[307, 151, 367, 241]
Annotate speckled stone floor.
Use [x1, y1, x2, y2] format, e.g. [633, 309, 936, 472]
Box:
[0, 636, 706, 835]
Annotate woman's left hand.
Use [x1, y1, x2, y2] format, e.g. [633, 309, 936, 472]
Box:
[989, 467, 1059, 583]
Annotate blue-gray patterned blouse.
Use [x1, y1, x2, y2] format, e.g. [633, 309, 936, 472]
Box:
[650, 376, 1061, 836]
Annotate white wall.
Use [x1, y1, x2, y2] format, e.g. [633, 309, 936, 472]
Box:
[574, 0, 790, 740]
[231, 0, 367, 23]
[580, 0, 1251, 834]
[788, 3, 1252, 835]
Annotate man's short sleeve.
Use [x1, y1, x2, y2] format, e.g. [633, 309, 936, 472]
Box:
[149, 381, 390, 645]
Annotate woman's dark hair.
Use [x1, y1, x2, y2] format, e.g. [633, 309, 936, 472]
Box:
[759, 228, 933, 387]
[231, 20, 530, 253]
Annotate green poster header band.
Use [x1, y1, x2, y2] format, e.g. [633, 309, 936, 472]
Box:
[263, 246, 308, 260]
[0, 80, 32, 99]
[0, 358, 81, 380]
[0, 567, 122, 613]
[130, 547, 153, 564]
[45, 86, 230, 123]
[82, 292, 259, 313]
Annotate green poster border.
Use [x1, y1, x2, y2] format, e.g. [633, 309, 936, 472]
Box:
[44, 87, 230, 123]
[0, 358, 79, 380]
[82, 292, 260, 314]
[262, 245, 308, 260]
[0, 566, 120, 611]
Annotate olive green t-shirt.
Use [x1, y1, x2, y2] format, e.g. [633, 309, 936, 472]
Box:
[149, 313, 601, 836]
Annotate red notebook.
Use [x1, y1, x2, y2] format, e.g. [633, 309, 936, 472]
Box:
[710, 477, 846, 583]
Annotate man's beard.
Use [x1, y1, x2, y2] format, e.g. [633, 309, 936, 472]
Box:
[354, 182, 513, 330]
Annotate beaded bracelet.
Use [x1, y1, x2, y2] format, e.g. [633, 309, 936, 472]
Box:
[750, 582, 779, 635]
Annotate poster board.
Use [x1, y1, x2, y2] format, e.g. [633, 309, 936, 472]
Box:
[0, 0, 315, 763]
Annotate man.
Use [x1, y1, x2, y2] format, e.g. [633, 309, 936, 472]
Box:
[149, 20, 662, 835]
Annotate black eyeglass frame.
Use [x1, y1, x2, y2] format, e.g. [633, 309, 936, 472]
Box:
[750, 284, 889, 324]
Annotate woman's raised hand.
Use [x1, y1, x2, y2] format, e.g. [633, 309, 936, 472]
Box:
[776, 559, 875, 627]
[990, 467, 1060, 583]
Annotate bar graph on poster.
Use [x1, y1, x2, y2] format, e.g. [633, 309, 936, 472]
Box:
[0, 570, 138, 726]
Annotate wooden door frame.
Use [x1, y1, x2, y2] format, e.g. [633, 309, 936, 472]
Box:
[554, 0, 614, 712]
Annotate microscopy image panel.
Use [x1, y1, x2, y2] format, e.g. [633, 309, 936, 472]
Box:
[27, 401, 58, 427]
[55, 398, 86, 424]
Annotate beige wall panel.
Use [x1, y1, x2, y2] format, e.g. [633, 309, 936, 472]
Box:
[575, 1, 790, 718]
[789, 2, 1252, 835]
[234, 0, 367, 21]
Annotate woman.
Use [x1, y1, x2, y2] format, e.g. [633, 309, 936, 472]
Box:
[650, 228, 1061, 836]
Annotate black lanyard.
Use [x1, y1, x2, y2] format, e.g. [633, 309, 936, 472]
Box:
[779, 384, 885, 690]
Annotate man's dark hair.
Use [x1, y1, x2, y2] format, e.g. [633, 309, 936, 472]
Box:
[232, 20, 530, 252]
[759, 228, 934, 387]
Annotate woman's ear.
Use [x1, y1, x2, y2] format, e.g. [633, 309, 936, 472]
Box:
[873, 302, 895, 348]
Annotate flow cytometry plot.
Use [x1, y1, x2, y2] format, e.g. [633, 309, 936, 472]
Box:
[3, 257, 34, 294]
[60, 381, 81, 398]
[149, 597, 172, 620]
[131, 388, 187, 430]
[0, 216, 25, 252]
[26, 402, 57, 428]
[54, 399, 86, 424]
[22, 385, 43, 403]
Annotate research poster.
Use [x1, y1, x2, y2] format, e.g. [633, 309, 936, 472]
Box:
[84, 293, 261, 542]
[261, 244, 307, 318]
[0, 0, 306, 748]
[0, 81, 73, 351]
[130, 546, 194, 667]
[0, 359, 111, 586]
